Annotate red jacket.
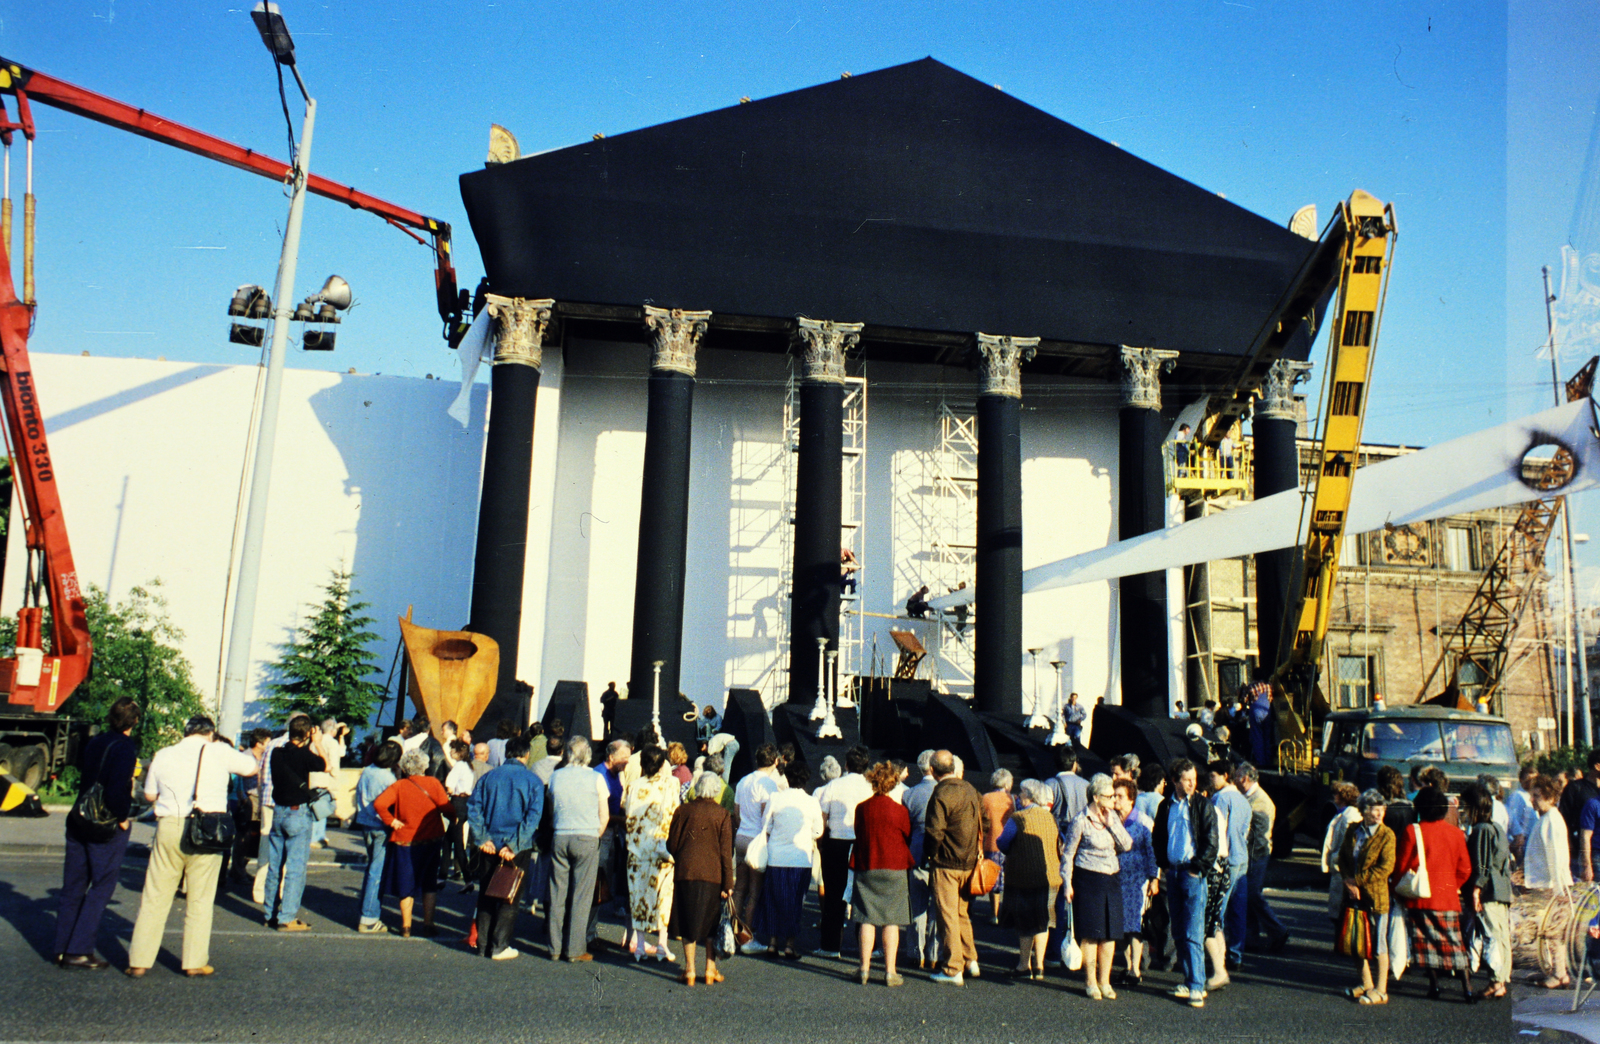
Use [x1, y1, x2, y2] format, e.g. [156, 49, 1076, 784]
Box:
[1391, 818, 1472, 912]
[851, 794, 914, 871]
[374, 775, 453, 846]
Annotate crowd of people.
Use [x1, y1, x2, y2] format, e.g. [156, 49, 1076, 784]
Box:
[46, 697, 1510, 1012]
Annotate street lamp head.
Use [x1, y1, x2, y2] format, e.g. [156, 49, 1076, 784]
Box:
[310, 274, 352, 310]
[251, 2, 296, 66]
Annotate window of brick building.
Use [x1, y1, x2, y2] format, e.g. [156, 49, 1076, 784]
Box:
[1445, 525, 1479, 572]
[1335, 653, 1379, 709]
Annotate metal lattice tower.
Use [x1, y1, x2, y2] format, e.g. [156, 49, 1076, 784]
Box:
[772, 363, 799, 710]
[926, 400, 977, 694]
[840, 375, 867, 693]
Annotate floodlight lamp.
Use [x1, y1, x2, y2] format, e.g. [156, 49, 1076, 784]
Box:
[229, 322, 266, 348]
[315, 303, 339, 324]
[310, 275, 352, 310]
[251, 2, 296, 65]
[292, 301, 315, 322]
[228, 284, 266, 318]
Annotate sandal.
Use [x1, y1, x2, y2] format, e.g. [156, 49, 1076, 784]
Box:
[1540, 977, 1571, 990]
[1343, 985, 1368, 999]
[681, 971, 696, 987]
[1480, 984, 1507, 1000]
[1358, 992, 1388, 1006]
[705, 968, 725, 985]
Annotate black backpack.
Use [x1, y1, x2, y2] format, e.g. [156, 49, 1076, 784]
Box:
[67, 739, 122, 843]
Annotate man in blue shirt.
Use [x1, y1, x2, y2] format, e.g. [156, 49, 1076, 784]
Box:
[467, 734, 543, 961]
[1207, 760, 1252, 982]
[589, 739, 632, 951]
[1152, 759, 1217, 1009]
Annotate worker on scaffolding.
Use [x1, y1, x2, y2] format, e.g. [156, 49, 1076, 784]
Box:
[905, 586, 931, 619]
[1174, 423, 1193, 477]
[840, 547, 860, 596]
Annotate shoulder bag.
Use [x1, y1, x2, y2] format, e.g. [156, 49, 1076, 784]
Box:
[67, 738, 122, 843]
[745, 827, 770, 871]
[1394, 823, 1431, 900]
[185, 745, 237, 854]
[964, 854, 1000, 898]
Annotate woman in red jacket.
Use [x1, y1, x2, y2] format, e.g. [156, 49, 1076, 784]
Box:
[374, 748, 455, 938]
[851, 761, 915, 987]
[1391, 787, 1475, 1003]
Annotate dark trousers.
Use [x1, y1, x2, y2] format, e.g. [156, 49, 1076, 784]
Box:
[475, 848, 532, 958]
[55, 826, 130, 957]
[1244, 856, 1287, 945]
[818, 836, 852, 951]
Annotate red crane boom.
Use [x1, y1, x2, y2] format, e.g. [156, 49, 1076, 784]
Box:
[0, 56, 467, 343]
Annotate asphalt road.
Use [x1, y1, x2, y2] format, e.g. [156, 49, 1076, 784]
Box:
[0, 842, 1507, 1044]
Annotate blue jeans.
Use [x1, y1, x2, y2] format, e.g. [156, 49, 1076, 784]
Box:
[1167, 871, 1207, 993]
[359, 828, 387, 923]
[263, 805, 313, 924]
[1245, 856, 1287, 944]
[1225, 862, 1250, 962]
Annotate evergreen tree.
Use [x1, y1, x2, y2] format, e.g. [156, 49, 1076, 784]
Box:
[261, 568, 386, 726]
[0, 580, 209, 757]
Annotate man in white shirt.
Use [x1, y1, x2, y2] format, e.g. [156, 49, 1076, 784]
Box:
[732, 743, 784, 954]
[814, 746, 874, 958]
[125, 716, 259, 978]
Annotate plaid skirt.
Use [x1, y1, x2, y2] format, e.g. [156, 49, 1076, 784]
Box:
[1408, 908, 1466, 970]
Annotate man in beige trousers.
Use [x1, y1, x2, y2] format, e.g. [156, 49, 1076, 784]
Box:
[923, 749, 982, 985]
[125, 715, 259, 978]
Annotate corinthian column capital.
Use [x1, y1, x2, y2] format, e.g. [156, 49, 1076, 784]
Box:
[794, 317, 864, 383]
[1117, 345, 1180, 410]
[1256, 359, 1314, 420]
[976, 333, 1040, 398]
[484, 294, 555, 369]
[643, 305, 712, 376]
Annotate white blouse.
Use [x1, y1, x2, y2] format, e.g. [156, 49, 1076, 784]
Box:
[763, 788, 825, 868]
[1524, 807, 1573, 892]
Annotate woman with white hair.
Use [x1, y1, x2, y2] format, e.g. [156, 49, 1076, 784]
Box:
[999, 779, 1061, 980]
[980, 768, 1017, 923]
[373, 747, 454, 938]
[667, 771, 735, 986]
[1061, 773, 1133, 999]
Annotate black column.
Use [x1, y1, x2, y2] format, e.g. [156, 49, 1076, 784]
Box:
[788, 380, 843, 705]
[468, 360, 540, 726]
[629, 370, 695, 711]
[1253, 413, 1300, 671]
[975, 394, 1023, 715]
[1118, 405, 1169, 719]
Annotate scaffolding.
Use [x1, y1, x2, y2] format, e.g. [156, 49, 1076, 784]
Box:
[926, 401, 978, 695]
[1179, 426, 1256, 706]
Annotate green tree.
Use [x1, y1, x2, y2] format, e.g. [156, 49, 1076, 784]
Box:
[0, 580, 209, 758]
[261, 568, 385, 726]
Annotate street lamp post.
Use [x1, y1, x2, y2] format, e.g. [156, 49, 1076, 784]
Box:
[651, 660, 664, 736]
[219, 3, 315, 738]
[1047, 660, 1068, 746]
[1025, 647, 1048, 730]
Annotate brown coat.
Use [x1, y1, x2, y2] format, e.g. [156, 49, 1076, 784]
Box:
[1002, 805, 1062, 892]
[925, 777, 982, 871]
[667, 797, 735, 891]
[1337, 821, 1396, 915]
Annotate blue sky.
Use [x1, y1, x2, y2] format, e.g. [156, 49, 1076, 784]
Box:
[0, 0, 1595, 559]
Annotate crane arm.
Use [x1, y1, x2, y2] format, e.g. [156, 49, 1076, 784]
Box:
[1273, 190, 1397, 770]
[0, 235, 89, 712]
[0, 57, 466, 344]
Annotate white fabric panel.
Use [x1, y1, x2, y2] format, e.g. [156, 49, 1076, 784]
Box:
[446, 308, 494, 427]
[928, 399, 1599, 608]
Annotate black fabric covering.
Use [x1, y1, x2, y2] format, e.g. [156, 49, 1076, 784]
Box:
[789, 381, 843, 705]
[459, 59, 1317, 355]
[1253, 416, 1301, 671]
[975, 394, 1023, 715]
[1119, 406, 1170, 718]
[469, 362, 540, 731]
[628, 370, 694, 709]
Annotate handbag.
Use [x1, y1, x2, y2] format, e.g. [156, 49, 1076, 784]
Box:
[745, 829, 770, 871]
[1395, 824, 1431, 900]
[67, 739, 121, 843]
[1335, 900, 1375, 959]
[963, 855, 1000, 898]
[184, 746, 236, 854]
[309, 788, 336, 821]
[485, 861, 525, 902]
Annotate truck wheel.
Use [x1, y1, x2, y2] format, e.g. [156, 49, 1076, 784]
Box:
[0, 743, 12, 777]
[12, 744, 46, 790]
